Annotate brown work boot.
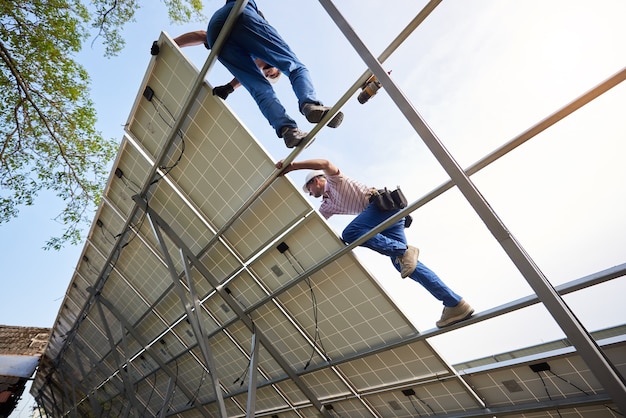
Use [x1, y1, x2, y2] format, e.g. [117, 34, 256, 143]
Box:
[280, 127, 309, 148]
[436, 299, 474, 328]
[301, 103, 344, 128]
[397, 245, 419, 278]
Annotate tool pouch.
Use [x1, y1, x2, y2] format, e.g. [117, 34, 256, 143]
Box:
[369, 187, 408, 211]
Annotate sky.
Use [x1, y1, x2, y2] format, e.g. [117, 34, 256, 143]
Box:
[2, 1, 626, 416]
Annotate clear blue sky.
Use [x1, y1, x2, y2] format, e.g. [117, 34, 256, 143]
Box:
[3, 1, 626, 416]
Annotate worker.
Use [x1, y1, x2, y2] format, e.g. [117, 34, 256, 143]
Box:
[276, 158, 474, 328]
[157, 1, 343, 148]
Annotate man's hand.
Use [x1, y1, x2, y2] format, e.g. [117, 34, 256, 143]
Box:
[275, 159, 292, 175]
[212, 84, 234, 100]
[150, 41, 160, 56]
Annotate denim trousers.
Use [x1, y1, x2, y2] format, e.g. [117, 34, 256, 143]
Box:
[342, 203, 462, 307]
[207, 2, 320, 136]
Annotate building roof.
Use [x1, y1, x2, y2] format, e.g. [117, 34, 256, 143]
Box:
[0, 325, 50, 418]
[0, 325, 49, 356]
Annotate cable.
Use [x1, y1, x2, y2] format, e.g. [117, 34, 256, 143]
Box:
[545, 369, 623, 416]
[187, 369, 206, 406]
[403, 388, 435, 416]
[146, 90, 186, 185]
[535, 369, 563, 418]
[142, 370, 158, 417]
[115, 167, 141, 194]
[277, 242, 329, 369]
[408, 396, 422, 417]
[232, 321, 256, 387]
[155, 357, 179, 416]
[96, 219, 117, 246]
[325, 404, 343, 418]
[546, 369, 591, 396]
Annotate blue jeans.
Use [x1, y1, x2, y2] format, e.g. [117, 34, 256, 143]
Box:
[207, 1, 320, 136]
[342, 203, 462, 307]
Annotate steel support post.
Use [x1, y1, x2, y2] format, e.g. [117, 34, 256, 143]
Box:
[95, 299, 144, 415]
[57, 366, 84, 418]
[246, 330, 260, 417]
[158, 376, 176, 418]
[145, 210, 228, 417]
[72, 343, 103, 415]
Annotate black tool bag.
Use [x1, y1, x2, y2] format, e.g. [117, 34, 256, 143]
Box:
[369, 187, 408, 211]
[369, 187, 412, 228]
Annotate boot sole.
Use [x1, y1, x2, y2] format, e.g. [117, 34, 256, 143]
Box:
[305, 108, 344, 128]
[436, 308, 474, 328]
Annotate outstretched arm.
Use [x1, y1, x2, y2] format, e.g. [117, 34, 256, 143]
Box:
[275, 159, 339, 177]
[173, 31, 207, 48]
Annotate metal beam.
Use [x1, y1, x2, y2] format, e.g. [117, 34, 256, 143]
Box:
[318, 0, 626, 412]
[146, 210, 228, 417]
[246, 330, 260, 417]
[57, 366, 83, 418]
[95, 299, 143, 415]
[71, 342, 102, 414]
[158, 376, 176, 418]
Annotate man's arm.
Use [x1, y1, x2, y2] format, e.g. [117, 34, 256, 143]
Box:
[173, 31, 207, 48]
[276, 159, 339, 177]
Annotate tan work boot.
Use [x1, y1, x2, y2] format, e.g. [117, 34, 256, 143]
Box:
[436, 299, 474, 328]
[397, 245, 419, 278]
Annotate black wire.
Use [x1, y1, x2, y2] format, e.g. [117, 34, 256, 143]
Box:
[330, 410, 344, 417]
[148, 94, 186, 185]
[545, 369, 623, 416]
[119, 197, 149, 250]
[537, 371, 563, 418]
[155, 357, 179, 416]
[408, 396, 423, 417]
[233, 322, 256, 387]
[282, 248, 329, 368]
[417, 394, 435, 415]
[120, 174, 142, 194]
[546, 369, 591, 396]
[84, 258, 100, 276]
[142, 370, 158, 417]
[605, 405, 624, 416]
[188, 369, 206, 406]
[99, 223, 116, 246]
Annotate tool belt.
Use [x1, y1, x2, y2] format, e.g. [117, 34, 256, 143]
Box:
[369, 187, 413, 228]
[369, 187, 408, 211]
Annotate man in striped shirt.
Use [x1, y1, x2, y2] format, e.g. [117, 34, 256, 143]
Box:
[276, 158, 474, 328]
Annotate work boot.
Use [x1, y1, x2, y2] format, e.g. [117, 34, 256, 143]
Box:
[436, 299, 474, 328]
[397, 245, 419, 278]
[281, 127, 308, 148]
[301, 103, 344, 128]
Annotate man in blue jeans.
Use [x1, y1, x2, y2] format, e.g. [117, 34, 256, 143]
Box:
[169, 0, 343, 148]
[276, 158, 474, 328]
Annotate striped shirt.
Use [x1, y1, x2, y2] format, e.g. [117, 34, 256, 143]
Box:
[319, 172, 372, 219]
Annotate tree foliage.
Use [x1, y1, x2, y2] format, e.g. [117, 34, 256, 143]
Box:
[0, 0, 204, 249]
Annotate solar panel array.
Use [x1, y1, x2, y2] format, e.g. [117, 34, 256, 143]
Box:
[31, 3, 625, 417]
